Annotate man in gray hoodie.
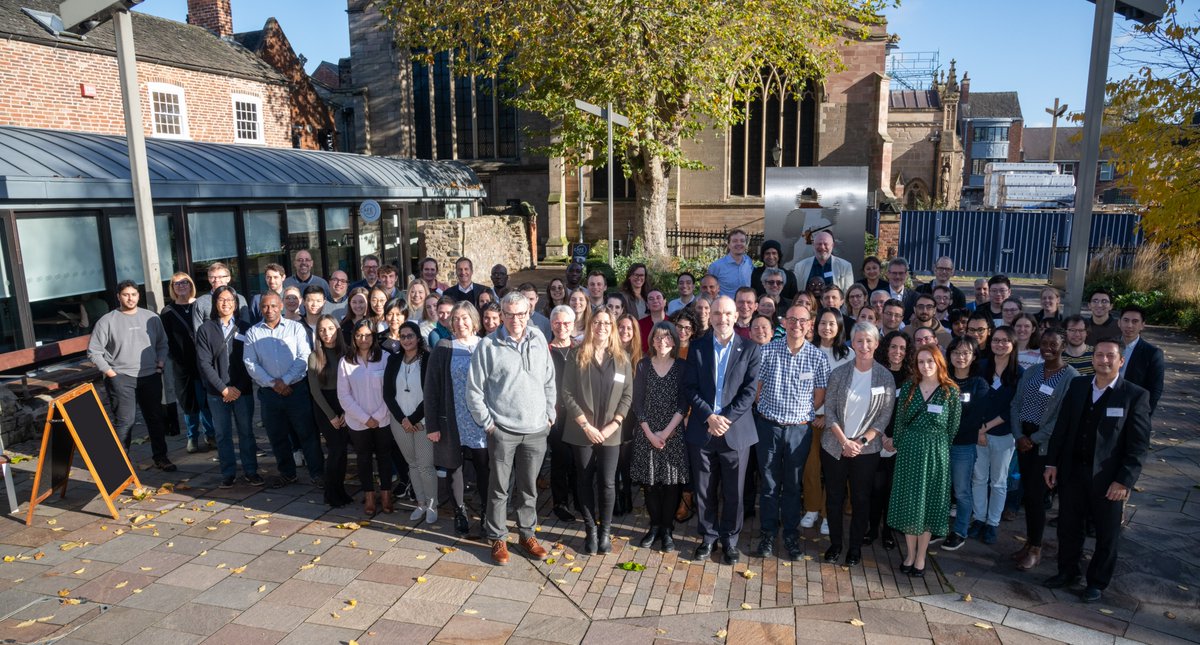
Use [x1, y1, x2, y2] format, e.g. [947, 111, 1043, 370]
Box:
[468, 292, 556, 566]
[88, 281, 175, 471]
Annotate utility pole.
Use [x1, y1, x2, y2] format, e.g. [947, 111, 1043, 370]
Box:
[1045, 98, 1069, 163]
[573, 99, 629, 266]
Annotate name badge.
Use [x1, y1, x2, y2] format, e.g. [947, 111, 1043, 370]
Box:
[1106, 407, 1123, 418]
[234, 333, 248, 342]
[1038, 383, 1055, 396]
[614, 373, 626, 384]
[823, 271, 834, 279]
[871, 386, 886, 396]
[927, 404, 944, 414]
[798, 372, 814, 381]
[960, 393, 971, 403]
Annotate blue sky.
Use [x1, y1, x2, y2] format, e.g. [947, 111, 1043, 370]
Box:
[135, 0, 1152, 128]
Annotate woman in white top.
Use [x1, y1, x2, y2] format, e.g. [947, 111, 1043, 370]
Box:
[384, 321, 437, 523]
[338, 318, 392, 516]
[806, 306, 854, 535]
[1012, 314, 1043, 370]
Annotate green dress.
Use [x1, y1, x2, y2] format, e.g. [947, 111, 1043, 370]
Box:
[887, 382, 962, 537]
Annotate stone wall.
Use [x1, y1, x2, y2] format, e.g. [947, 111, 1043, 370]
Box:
[419, 216, 532, 286]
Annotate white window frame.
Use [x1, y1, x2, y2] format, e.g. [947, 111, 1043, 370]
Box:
[231, 93, 265, 145]
[146, 82, 190, 140]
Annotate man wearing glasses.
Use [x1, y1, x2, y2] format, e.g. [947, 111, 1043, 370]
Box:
[323, 270, 350, 320]
[1061, 315, 1095, 376]
[349, 255, 381, 292]
[1085, 288, 1120, 345]
[903, 293, 952, 348]
[751, 240, 798, 300]
[915, 256, 967, 310]
[192, 262, 250, 331]
[467, 292, 556, 566]
[759, 268, 792, 311]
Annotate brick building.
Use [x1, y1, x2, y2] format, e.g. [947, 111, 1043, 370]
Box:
[959, 83, 1024, 207]
[0, 0, 292, 147]
[886, 61, 965, 210]
[344, 1, 895, 256]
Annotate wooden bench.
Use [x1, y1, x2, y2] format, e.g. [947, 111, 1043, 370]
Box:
[0, 336, 100, 399]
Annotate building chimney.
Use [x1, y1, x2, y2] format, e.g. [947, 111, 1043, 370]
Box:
[187, 0, 233, 38]
[960, 72, 970, 105]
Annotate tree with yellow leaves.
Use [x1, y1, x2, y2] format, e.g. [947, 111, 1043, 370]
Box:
[379, 0, 893, 255]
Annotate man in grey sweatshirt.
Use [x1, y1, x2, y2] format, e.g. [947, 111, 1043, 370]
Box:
[468, 292, 556, 566]
[87, 281, 175, 471]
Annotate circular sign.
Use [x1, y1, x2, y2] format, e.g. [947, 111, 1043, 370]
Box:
[359, 200, 381, 223]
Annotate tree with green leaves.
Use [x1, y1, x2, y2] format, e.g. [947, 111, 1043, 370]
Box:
[1103, 0, 1200, 245]
[379, 0, 891, 255]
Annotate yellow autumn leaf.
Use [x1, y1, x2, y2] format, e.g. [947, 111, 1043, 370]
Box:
[166, 542, 174, 548]
[46, 519, 57, 525]
[132, 588, 142, 593]
[199, 550, 207, 556]
[252, 519, 269, 527]
[299, 563, 315, 570]
[139, 566, 153, 571]
[182, 518, 195, 525]
[545, 558, 556, 565]
[218, 519, 232, 525]
[415, 554, 427, 560]
[963, 593, 973, 602]
[345, 599, 357, 607]
[205, 501, 215, 507]
[230, 566, 247, 574]
[312, 556, 321, 563]
[330, 612, 340, 619]
[974, 622, 993, 630]
[312, 539, 321, 545]
[564, 553, 575, 561]
[258, 584, 266, 593]
[62, 598, 81, 605]
[438, 546, 457, 554]
[415, 576, 428, 583]
[741, 603, 752, 610]
[349, 641, 359, 645]
[715, 628, 728, 638]
[57, 589, 71, 597]
[3, 555, 15, 562]
[73, 567, 86, 575]
[216, 563, 226, 569]
[206, 527, 219, 531]
[464, 609, 479, 615]
[570, 566, 583, 573]
[741, 570, 756, 579]
[114, 580, 128, 589]
[349, 540, 358, 548]
[849, 618, 865, 627]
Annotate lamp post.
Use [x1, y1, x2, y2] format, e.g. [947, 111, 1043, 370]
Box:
[61, 0, 163, 312]
[1066, 0, 1165, 315]
[574, 99, 629, 266]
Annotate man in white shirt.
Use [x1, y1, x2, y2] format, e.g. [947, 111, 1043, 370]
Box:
[667, 272, 697, 314]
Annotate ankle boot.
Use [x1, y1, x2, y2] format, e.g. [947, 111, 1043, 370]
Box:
[380, 490, 395, 514]
[660, 528, 676, 553]
[597, 526, 613, 554]
[1016, 545, 1042, 571]
[364, 490, 377, 516]
[584, 526, 599, 555]
[454, 506, 469, 535]
[675, 491, 694, 523]
[1010, 543, 1031, 561]
[638, 526, 659, 548]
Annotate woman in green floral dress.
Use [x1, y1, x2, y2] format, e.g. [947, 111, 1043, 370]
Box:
[887, 345, 962, 578]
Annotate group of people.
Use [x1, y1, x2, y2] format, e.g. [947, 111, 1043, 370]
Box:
[84, 230, 1162, 603]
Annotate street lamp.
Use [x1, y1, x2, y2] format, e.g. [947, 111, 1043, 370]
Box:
[573, 99, 629, 266]
[1066, 0, 1165, 315]
[60, 0, 164, 312]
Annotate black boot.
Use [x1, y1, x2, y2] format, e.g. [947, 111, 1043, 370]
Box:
[660, 528, 676, 553]
[584, 526, 599, 555]
[163, 403, 181, 436]
[454, 506, 469, 535]
[597, 526, 613, 554]
[638, 526, 659, 548]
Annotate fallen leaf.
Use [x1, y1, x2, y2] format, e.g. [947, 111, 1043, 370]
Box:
[182, 518, 196, 525]
[802, 555, 813, 561]
[299, 563, 315, 570]
[216, 563, 226, 569]
[345, 599, 357, 607]
[131, 514, 151, 525]
[554, 578, 568, 583]
[330, 612, 340, 619]
[463, 609, 478, 615]
[205, 501, 216, 507]
[62, 598, 81, 605]
[438, 546, 457, 554]
[57, 589, 71, 597]
[218, 519, 232, 525]
[656, 628, 667, 635]
[3, 555, 16, 563]
[963, 593, 973, 603]
[618, 561, 646, 572]
[570, 566, 583, 573]
[199, 550, 208, 556]
[1178, 584, 1189, 591]
[73, 567, 86, 575]
[1165, 611, 1176, 619]
[849, 618, 865, 627]
[415, 554, 427, 560]
[230, 566, 247, 574]
[132, 588, 142, 593]
[114, 580, 128, 589]
[348, 641, 358, 645]
[715, 628, 728, 638]
[46, 519, 57, 525]
[258, 584, 266, 593]
[1099, 608, 1114, 615]
[59, 541, 89, 552]
[333, 522, 361, 530]
[545, 558, 556, 565]
[416, 576, 428, 583]
[206, 527, 218, 531]
[564, 553, 575, 561]
[139, 566, 153, 571]
[741, 603, 752, 610]
[781, 562, 791, 567]
[741, 570, 756, 579]
[349, 540, 358, 548]
[954, 571, 965, 577]
[156, 483, 175, 495]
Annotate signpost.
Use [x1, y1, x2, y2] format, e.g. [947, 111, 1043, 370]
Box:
[573, 99, 629, 266]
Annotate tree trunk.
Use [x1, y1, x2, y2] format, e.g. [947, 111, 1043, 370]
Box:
[632, 152, 670, 257]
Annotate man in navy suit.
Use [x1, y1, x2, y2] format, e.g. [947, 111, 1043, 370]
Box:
[1043, 338, 1152, 603]
[682, 296, 761, 565]
[1117, 305, 1164, 415]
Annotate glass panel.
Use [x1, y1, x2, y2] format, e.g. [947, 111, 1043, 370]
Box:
[188, 210, 238, 292]
[324, 206, 354, 276]
[243, 209, 285, 294]
[0, 225, 19, 351]
[380, 208, 404, 271]
[111, 213, 176, 287]
[286, 207, 321, 273]
[357, 216, 381, 282]
[18, 215, 108, 345]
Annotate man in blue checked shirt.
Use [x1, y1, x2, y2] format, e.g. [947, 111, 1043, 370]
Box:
[751, 301, 830, 561]
[243, 293, 325, 488]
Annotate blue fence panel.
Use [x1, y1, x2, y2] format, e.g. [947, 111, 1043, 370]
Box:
[998, 210, 1061, 277]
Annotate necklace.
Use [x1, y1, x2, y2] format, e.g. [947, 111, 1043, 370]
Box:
[401, 357, 417, 392]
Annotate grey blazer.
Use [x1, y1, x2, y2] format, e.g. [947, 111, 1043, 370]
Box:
[1010, 363, 1079, 456]
[822, 361, 896, 459]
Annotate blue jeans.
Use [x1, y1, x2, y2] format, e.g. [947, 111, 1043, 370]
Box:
[257, 385, 324, 479]
[949, 444, 976, 536]
[972, 433, 1015, 526]
[208, 393, 258, 479]
[755, 415, 811, 536]
[186, 380, 216, 442]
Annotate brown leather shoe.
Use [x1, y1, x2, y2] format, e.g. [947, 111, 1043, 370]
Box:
[491, 539, 510, 566]
[1016, 545, 1042, 571]
[380, 490, 395, 514]
[520, 536, 549, 560]
[1010, 543, 1031, 561]
[364, 491, 377, 516]
[675, 491, 695, 523]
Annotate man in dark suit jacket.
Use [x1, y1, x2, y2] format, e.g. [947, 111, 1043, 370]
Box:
[1118, 305, 1165, 414]
[1043, 338, 1152, 603]
[682, 296, 761, 565]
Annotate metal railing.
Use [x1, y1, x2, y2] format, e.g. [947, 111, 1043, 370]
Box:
[665, 227, 763, 260]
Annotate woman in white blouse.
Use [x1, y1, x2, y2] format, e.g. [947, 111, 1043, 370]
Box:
[384, 321, 437, 523]
[338, 318, 392, 516]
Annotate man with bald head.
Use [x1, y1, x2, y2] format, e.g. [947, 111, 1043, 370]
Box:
[283, 249, 330, 298]
[792, 230, 854, 294]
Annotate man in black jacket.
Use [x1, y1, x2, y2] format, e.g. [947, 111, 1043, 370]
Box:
[1043, 338, 1152, 603]
[1117, 305, 1165, 415]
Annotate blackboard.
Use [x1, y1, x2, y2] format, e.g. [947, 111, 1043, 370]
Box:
[25, 384, 140, 524]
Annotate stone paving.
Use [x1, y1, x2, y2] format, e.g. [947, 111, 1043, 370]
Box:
[0, 306, 1197, 643]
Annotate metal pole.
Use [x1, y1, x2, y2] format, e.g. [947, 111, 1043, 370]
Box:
[606, 102, 615, 265]
[1065, 0, 1114, 315]
[114, 9, 163, 311]
[578, 165, 585, 244]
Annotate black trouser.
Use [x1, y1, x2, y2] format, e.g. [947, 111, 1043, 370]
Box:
[822, 449, 880, 551]
[1018, 446, 1048, 546]
[548, 420, 578, 509]
[1056, 471, 1125, 589]
[743, 448, 758, 515]
[451, 446, 490, 511]
[349, 427, 392, 493]
[573, 443, 620, 528]
[315, 389, 351, 506]
[867, 455, 895, 538]
[104, 373, 169, 461]
[644, 483, 682, 532]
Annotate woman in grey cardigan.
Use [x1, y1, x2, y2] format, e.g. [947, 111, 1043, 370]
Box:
[1008, 327, 1078, 570]
[821, 322, 897, 566]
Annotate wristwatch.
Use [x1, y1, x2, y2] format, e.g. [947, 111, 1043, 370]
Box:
[859, 436, 869, 445]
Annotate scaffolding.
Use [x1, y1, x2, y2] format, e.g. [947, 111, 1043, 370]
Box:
[887, 50, 941, 91]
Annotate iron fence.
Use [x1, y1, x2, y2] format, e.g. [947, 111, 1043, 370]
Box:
[665, 227, 763, 260]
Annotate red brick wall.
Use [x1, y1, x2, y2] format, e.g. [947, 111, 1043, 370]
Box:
[187, 0, 233, 37]
[0, 39, 290, 147]
[877, 214, 900, 259]
[253, 19, 335, 150]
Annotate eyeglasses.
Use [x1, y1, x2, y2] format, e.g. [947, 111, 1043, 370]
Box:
[764, 280, 783, 285]
[399, 334, 417, 340]
[209, 274, 230, 281]
[675, 324, 693, 331]
[783, 317, 811, 325]
[991, 338, 1012, 345]
[329, 277, 348, 284]
[502, 311, 529, 318]
[172, 280, 190, 287]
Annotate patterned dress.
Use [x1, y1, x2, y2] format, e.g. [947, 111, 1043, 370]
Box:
[630, 360, 689, 486]
[887, 381, 962, 537]
[450, 343, 487, 449]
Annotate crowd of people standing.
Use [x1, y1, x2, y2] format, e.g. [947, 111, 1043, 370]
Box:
[84, 229, 1162, 603]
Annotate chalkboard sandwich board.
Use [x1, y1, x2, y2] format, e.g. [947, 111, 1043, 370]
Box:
[25, 383, 141, 524]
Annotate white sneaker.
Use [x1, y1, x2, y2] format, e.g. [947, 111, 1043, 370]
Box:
[409, 505, 426, 521]
[424, 499, 438, 525]
[820, 518, 830, 535]
[293, 450, 305, 467]
[800, 511, 819, 528]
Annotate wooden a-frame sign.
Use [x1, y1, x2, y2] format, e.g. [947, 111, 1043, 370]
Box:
[25, 383, 141, 525]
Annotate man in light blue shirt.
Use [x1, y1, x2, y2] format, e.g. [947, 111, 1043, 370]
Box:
[707, 228, 753, 299]
[244, 293, 324, 487]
